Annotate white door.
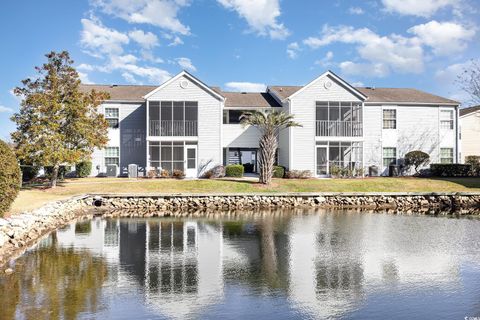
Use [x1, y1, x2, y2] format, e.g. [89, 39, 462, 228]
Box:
[185, 146, 197, 178]
[316, 146, 329, 177]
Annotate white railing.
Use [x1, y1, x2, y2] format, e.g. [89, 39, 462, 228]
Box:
[149, 120, 198, 136]
[316, 120, 362, 137]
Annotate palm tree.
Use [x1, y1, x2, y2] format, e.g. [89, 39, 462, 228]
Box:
[241, 110, 301, 184]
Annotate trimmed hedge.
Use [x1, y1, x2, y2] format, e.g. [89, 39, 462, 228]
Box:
[76, 161, 92, 178]
[465, 155, 480, 176]
[273, 166, 285, 178]
[430, 163, 470, 177]
[0, 140, 21, 216]
[285, 170, 312, 179]
[225, 164, 244, 177]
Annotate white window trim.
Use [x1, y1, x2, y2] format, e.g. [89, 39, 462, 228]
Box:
[439, 108, 454, 130]
[382, 147, 397, 168]
[382, 106, 397, 130]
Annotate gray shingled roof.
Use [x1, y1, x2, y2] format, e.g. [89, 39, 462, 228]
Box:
[79, 84, 157, 101]
[80, 83, 458, 105]
[460, 105, 480, 117]
[268, 85, 458, 104]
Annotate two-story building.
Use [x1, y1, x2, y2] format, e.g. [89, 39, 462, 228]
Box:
[80, 70, 460, 178]
[459, 105, 480, 162]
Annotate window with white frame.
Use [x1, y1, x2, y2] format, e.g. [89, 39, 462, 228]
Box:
[440, 110, 454, 130]
[440, 148, 454, 163]
[105, 108, 119, 129]
[383, 147, 397, 167]
[383, 109, 397, 129]
[105, 147, 119, 166]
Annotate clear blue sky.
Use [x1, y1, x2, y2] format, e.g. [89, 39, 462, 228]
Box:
[0, 0, 479, 139]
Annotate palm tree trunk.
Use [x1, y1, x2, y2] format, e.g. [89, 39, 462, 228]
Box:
[258, 132, 277, 184]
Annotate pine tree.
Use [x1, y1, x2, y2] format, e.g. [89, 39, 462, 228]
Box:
[11, 51, 109, 187]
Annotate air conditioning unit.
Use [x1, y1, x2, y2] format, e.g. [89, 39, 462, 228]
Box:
[128, 164, 138, 178]
[106, 164, 118, 177]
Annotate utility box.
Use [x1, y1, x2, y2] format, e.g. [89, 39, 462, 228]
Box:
[106, 164, 118, 177]
[368, 165, 379, 177]
[389, 165, 400, 177]
[128, 164, 138, 178]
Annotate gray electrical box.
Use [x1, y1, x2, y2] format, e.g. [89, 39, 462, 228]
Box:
[128, 164, 138, 178]
[369, 165, 379, 177]
[106, 164, 118, 177]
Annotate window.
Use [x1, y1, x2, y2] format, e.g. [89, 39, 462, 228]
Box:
[383, 109, 396, 129]
[149, 141, 184, 172]
[105, 147, 119, 166]
[440, 110, 454, 129]
[383, 147, 397, 167]
[105, 108, 119, 129]
[315, 101, 362, 136]
[223, 110, 245, 124]
[440, 148, 454, 164]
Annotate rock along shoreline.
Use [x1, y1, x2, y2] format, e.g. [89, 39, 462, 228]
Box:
[1, 192, 480, 268]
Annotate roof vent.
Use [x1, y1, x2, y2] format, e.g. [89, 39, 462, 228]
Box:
[365, 86, 375, 90]
[241, 92, 247, 94]
[279, 88, 283, 92]
[110, 84, 118, 88]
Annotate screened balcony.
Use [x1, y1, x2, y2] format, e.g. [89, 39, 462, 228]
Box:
[316, 101, 362, 137]
[149, 101, 198, 137]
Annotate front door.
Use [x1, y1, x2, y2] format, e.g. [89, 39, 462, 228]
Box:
[185, 146, 197, 178]
[316, 146, 328, 176]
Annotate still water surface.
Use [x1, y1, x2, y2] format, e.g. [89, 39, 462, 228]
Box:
[1, 210, 480, 320]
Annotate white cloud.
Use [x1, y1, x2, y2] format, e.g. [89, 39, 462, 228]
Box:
[351, 81, 365, 87]
[129, 29, 159, 49]
[78, 71, 93, 84]
[80, 17, 129, 56]
[315, 51, 334, 67]
[77, 63, 95, 71]
[348, 7, 364, 15]
[217, 0, 290, 39]
[339, 61, 390, 77]
[0, 105, 14, 113]
[286, 42, 300, 59]
[168, 35, 184, 46]
[224, 82, 266, 92]
[94, 0, 191, 35]
[435, 61, 472, 104]
[9, 89, 21, 102]
[122, 72, 138, 83]
[304, 25, 424, 76]
[381, 0, 459, 17]
[408, 20, 476, 55]
[176, 57, 196, 72]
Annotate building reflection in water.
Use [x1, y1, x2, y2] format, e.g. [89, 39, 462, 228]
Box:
[52, 210, 466, 319]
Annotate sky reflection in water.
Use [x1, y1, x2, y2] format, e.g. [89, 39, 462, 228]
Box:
[1, 210, 480, 320]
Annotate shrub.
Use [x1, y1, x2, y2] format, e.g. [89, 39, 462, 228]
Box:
[243, 163, 254, 173]
[0, 140, 21, 216]
[172, 169, 185, 179]
[465, 155, 480, 176]
[273, 166, 285, 178]
[225, 164, 244, 177]
[44, 165, 71, 180]
[20, 164, 40, 182]
[285, 170, 312, 179]
[160, 169, 170, 178]
[404, 150, 430, 173]
[75, 161, 92, 178]
[430, 163, 470, 177]
[147, 169, 158, 178]
[201, 165, 225, 179]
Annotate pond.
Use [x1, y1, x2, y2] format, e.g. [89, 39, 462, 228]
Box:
[1, 210, 480, 319]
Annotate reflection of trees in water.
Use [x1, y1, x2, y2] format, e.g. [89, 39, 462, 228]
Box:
[0, 234, 108, 320]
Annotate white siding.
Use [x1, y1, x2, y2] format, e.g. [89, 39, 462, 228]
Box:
[460, 111, 480, 161]
[363, 105, 382, 168]
[147, 74, 223, 174]
[278, 100, 291, 169]
[222, 124, 260, 148]
[289, 74, 362, 171]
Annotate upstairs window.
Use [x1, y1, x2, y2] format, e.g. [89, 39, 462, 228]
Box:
[223, 110, 245, 124]
[105, 108, 119, 129]
[440, 148, 454, 164]
[105, 147, 119, 166]
[383, 109, 397, 129]
[440, 110, 454, 129]
[383, 147, 397, 167]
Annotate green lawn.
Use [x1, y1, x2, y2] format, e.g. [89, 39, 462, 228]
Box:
[8, 176, 480, 215]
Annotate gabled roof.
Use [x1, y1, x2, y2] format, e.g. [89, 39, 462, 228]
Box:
[269, 70, 367, 102]
[79, 84, 157, 101]
[356, 87, 458, 104]
[460, 105, 480, 117]
[268, 86, 302, 100]
[143, 70, 225, 101]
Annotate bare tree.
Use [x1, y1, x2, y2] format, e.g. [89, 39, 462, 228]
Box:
[458, 59, 480, 105]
